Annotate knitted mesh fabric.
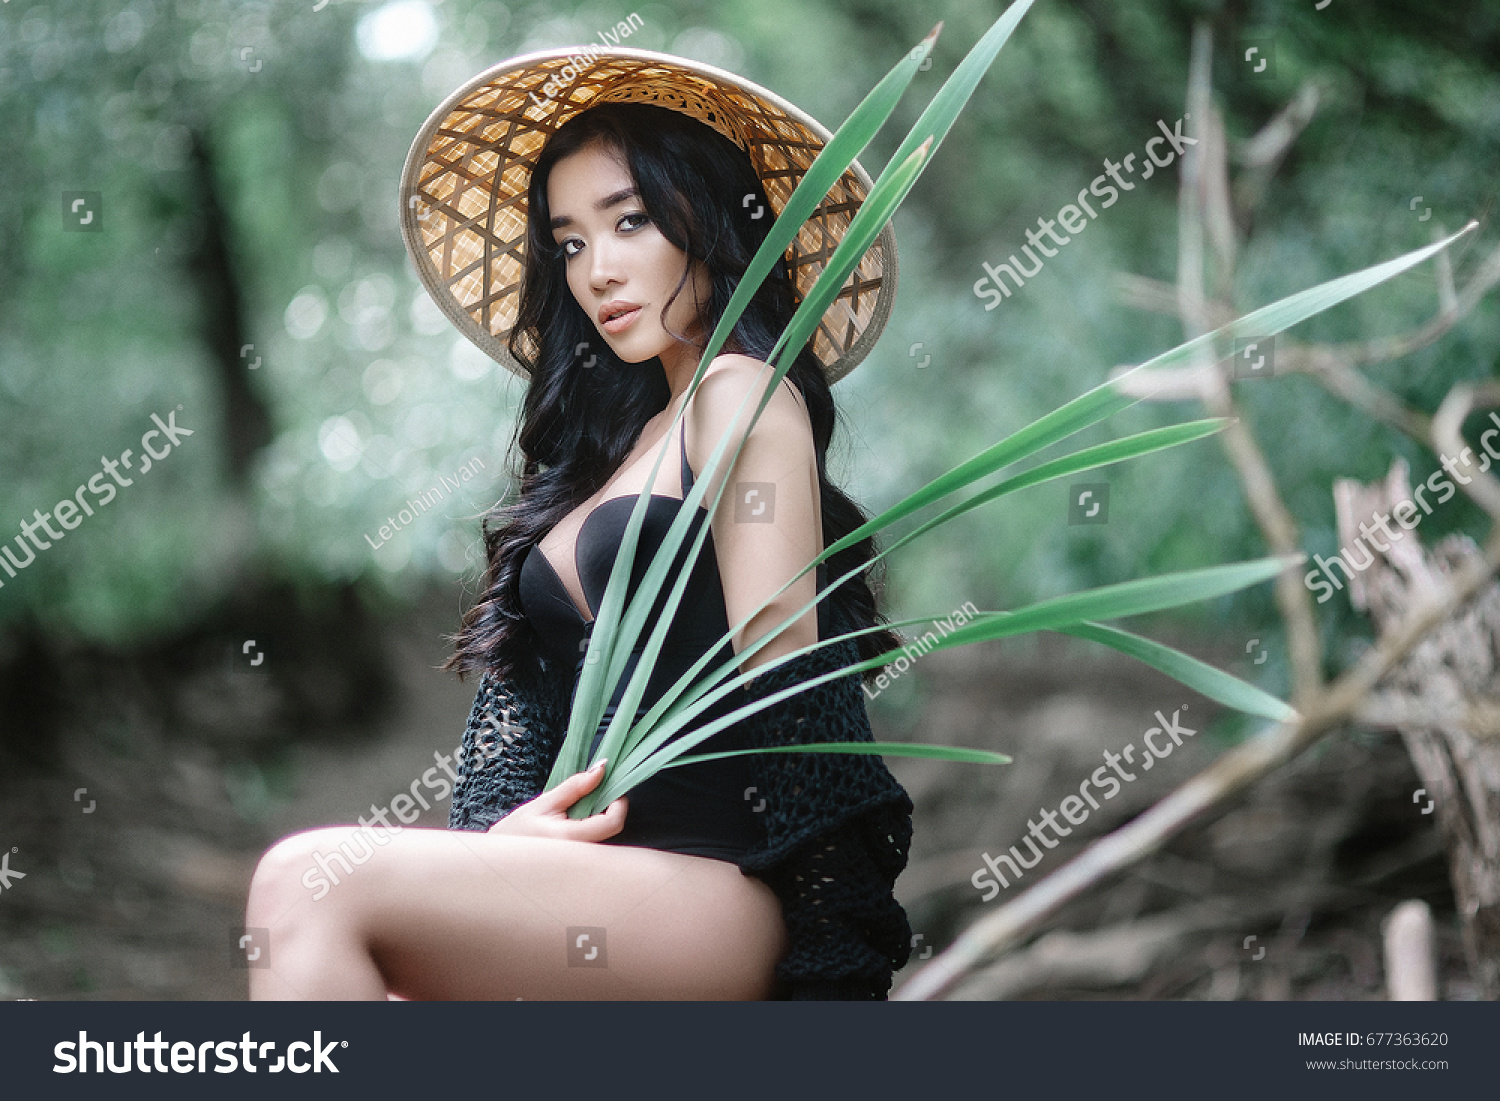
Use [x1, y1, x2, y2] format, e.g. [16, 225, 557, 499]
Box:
[734, 637, 914, 872]
[753, 814, 915, 998]
[449, 649, 569, 831]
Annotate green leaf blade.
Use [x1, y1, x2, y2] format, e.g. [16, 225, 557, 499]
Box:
[668, 741, 1013, 768]
[1055, 622, 1296, 722]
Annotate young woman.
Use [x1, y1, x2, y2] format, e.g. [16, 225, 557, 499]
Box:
[246, 49, 914, 1000]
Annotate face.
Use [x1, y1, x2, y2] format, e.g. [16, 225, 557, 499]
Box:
[546, 141, 713, 369]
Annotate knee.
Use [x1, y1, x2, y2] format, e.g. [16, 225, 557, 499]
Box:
[247, 828, 349, 922]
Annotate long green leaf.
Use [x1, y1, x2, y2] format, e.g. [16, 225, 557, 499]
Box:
[921, 556, 1298, 654]
[762, 0, 1038, 371]
[1054, 622, 1295, 722]
[1123, 223, 1478, 377]
[888, 419, 1229, 553]
[874, 1, 1036, 189]
[670, 742, 1013, 767]
[592, 556, 1293, 806]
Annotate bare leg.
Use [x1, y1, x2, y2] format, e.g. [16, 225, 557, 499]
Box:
[245, 825, 787, 1000]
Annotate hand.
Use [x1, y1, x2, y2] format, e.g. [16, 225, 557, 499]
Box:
[486, 759, 628, 842]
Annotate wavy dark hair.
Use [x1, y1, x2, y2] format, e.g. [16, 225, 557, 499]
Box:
[446, 101, 902, 686]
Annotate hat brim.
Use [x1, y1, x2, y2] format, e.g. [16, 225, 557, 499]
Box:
[398, 46, 897, 385]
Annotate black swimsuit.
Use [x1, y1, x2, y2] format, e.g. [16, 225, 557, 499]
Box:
[518, 418, 828, 863]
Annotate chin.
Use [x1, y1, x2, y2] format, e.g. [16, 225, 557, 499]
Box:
[603, 335, 670, 365]
[610, 345, 660, 365]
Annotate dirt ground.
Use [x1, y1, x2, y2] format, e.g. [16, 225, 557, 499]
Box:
[0, 594, 1478, 1000]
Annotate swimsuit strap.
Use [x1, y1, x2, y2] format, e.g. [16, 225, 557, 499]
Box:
[679, 414, 694, 494]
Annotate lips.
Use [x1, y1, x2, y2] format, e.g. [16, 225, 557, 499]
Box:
[598, 301, 641, 335]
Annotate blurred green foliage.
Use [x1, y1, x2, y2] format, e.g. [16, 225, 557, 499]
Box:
[1, 0, 1496, 705]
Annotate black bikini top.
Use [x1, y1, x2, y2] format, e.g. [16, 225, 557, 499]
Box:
[518, 416, 829, 681]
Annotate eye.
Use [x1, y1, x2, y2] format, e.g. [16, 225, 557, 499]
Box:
[618, 211, 650, 231]
[558, 237, 583, 259]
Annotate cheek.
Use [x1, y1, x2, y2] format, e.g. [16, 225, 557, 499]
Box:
[679, 266, 711, 320]
[645, 235, 692, 294]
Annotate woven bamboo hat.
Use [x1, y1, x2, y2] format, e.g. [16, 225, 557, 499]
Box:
[398, 46, 898, 385]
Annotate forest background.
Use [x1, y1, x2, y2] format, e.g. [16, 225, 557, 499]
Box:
[1, 0, 1496, 1000]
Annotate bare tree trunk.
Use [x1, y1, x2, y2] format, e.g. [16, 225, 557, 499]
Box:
[1335, 459, 1500, 996]
[184, 125, 274, 487]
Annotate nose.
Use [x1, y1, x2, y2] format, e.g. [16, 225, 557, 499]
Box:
[587, 235, 624, 296]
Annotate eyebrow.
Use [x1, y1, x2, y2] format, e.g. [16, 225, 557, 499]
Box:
[550, 187, 639, 231]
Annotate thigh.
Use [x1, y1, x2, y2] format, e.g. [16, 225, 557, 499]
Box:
[268, 826, 788, 1000]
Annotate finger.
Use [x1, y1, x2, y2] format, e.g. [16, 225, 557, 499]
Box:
[578, 759, 608, 787]
[594, 796, 629, 838]
[570, 797, 629, 842]
[528, 760, 607, 812]
[564, 759, 608, 796]
[554, 761, 608, 808]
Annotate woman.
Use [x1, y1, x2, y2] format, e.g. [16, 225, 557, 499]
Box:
[246, 48, 914, 1000]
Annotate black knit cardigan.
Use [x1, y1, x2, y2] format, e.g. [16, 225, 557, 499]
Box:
[448, 634, 915, 1000]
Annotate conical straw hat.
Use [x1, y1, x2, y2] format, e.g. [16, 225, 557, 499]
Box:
[399, 46, 898, 385]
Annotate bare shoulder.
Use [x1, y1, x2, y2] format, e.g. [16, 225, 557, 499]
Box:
[689, 354, 811, 439]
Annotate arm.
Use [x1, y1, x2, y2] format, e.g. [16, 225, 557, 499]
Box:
[687, 355, 823, 676]
[692, 357, 915, 997]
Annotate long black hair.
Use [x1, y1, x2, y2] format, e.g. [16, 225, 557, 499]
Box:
[447, 101, 902, 685]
